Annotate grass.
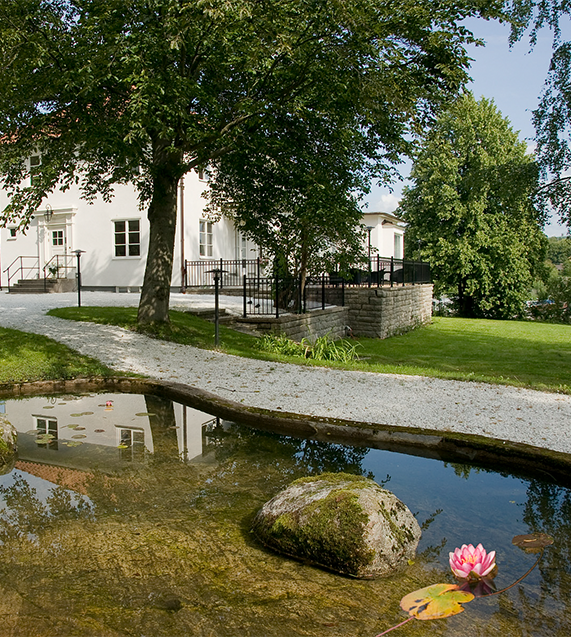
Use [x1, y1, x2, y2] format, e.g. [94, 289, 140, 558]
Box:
[45, 307, 571, 394]
[0, 326, 116, 384]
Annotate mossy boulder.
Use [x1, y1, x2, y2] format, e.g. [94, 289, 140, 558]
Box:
[0, 414, 17, 475]
[251, 472, 421, 578]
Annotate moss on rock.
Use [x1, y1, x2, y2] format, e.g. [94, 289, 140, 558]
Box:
[252, 472, 421, 578]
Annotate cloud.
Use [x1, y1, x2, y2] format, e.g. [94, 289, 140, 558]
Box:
[372, 192, 401, 212]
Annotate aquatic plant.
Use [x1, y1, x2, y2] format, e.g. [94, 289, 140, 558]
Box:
[449, 543, 496, 580]
[375, 532, 553, 636]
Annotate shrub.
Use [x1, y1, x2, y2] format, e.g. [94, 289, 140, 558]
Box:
[257, 333, 360, 362]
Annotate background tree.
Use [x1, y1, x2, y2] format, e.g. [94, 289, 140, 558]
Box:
[546, 236, 571, 266]
[399, 93, 547, 319]
[0, 0, 504, 325]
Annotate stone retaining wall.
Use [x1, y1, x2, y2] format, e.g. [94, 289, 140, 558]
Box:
[235, 284, 433, 341]
[345, 284, 433, 339]
[236, 306, 349, 341]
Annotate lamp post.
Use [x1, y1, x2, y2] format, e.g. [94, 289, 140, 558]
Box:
[206, 268, 227, 347]
[73, 249, 85, 307]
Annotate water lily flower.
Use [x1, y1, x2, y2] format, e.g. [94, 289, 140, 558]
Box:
[449, 543, 496, 580]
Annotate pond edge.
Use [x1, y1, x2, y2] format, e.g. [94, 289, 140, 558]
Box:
[1, 376, 570, 485]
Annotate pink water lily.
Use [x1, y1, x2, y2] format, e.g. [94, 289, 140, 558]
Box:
[449, 543, 496, 580]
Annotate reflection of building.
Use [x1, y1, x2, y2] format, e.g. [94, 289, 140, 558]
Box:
[3, 393, 224, 476]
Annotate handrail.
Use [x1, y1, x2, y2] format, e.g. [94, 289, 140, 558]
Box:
[43, 254, 75, 279]
[4, 256, 40, 292]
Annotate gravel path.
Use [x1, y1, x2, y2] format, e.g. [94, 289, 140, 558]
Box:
[1, 290, 570, 455]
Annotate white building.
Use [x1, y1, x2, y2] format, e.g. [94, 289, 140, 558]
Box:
[0, 160, 405, 291]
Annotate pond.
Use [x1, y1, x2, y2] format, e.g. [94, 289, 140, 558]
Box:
[0, 392, 569, 637]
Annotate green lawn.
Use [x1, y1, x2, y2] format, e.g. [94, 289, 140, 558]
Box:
[46, 307, 571, 394]
[0, 326, 115, 384]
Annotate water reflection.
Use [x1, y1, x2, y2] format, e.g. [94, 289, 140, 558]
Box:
[0, 393, 569, 636]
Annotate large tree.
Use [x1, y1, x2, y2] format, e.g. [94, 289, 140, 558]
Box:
[0, 0, 504, 325]
[507, 0, 571, 228]
[207, 108, 374, 286]
[399, 93, 547, 318]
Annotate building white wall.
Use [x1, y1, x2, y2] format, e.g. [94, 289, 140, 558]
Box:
[1, 171, 403, 290]
[362, 211, 406, 261]
[0, 170, 250, 290]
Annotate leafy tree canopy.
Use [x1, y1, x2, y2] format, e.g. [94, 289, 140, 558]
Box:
[506, 0, 571, 228]
[0, 0, 504, 324]
[546, 235, 571, 264]
[399, 93, 547, 319]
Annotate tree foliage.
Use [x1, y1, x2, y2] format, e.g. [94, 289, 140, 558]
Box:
[546, 235, 571, 264]
[506, 0, 571, 228]
[399, 93, 547, 319]
[0, 0, 504, 324]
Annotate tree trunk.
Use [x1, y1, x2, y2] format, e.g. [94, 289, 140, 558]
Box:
[138, 142, 183, 325]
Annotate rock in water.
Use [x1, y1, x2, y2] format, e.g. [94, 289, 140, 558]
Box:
[252, 473, 421, 578]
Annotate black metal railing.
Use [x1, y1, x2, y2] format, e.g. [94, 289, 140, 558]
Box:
[185, 256, 430, 290]
[242, 274, 345, 318]
[184, 258, 265, 288]
[337, 257, 431, 287]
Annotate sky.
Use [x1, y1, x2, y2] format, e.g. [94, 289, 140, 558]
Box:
[363, 17, 568, 237]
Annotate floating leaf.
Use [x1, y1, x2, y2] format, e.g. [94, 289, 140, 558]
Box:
[117, 444, 129, 449]
[74, 426, 86, 431]
[512, 533, 554, 553]
[35, 434, 55, 444]
[71, 434, 87, 439]
[135, 412, 156, 417]
[43, 406, 55, 409]
[70, 412, 94, 417]
[63, 441, 83, 447]
[94, 429, 106, 433]
[400, 584, 474, 620]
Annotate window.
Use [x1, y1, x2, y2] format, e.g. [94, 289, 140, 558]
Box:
[52, 230, 64, 247]
[199, 220, 213, 257]
[394, 233, 403, 260]
[114, 219, 141, 257]
[7, 228, 17, 240]
[34, 415, 58, 450]
[30, 155, 41, 186]
[118, 428, 146, 462]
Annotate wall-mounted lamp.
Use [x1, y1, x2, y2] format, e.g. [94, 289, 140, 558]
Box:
[44, 204, 53, 223]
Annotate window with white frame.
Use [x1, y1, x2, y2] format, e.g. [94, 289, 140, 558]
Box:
[394, 233, 403, 260]
[199, 220, 213, 257]
[30, 155, 41, 186]
[114, 219, 141, 257]
[118, 427, 146, 461]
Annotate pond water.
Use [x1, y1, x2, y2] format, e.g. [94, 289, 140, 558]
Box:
[0, 392, 570, 637]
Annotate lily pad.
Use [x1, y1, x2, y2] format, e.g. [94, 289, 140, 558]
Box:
[63, 441, 83, 447]
[512, 533, 554, 552]
[74, 426, 86, 431]
[117, 444, 129, 449]
[94, 429, 106, 433]
[42, 406, 55, 409]
[35, 434, 55, 444]
[400, 584, 474, 620]
[69, 412, 94, 417]
[135, 413, 156, 417]
[71, 434, 87, 439]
